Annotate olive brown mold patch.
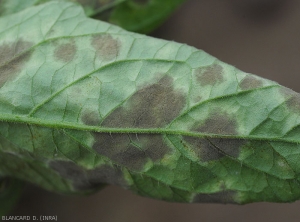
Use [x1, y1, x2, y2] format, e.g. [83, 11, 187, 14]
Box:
[183, 137, 246, 162]
[280, 87, 300, 112]
[101, 75, 186, 128]
[92, 133, 171, 171]
[239, 75, 263, 90]
[49, 160, 127, 191]
[81, 110, 101, 126]
[195, 112, 239, 135]
[0, 39, 34, 87]
[54, 41, 77, 63]
[195, 64, 225, 86]
[87, 164, 128, 188]
[91, 34, 121, 61]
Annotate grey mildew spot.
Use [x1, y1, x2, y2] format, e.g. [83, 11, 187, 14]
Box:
[49, 160, 88, 190]
[0, 39, 34, 87]
[193, 95, 202, 104]
[196, 112, 238, 135]
[195, 64, 225, 86]
[92, 133, 171, 171]
[91, 34, 120, 61]
[132, 134, 171, 160]
[54, 41, 77, 63]
[184, 112, 245, 161]
[193, 190, 238, 204]
[209, 138, 246, 158]
[239, 75, 263, 90]
[101, 76, 186, 128]
[87, 165, 128, 188]
[183, 137, 246, 161]
[82, 111, 101, 126]
[92, 133, 147, 171]
[183, 137, 223, 161]
[49, 160, 127, 190]
[280, 87, 300, 112]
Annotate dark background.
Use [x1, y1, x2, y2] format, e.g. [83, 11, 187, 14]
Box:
[11, 0, 300, 221]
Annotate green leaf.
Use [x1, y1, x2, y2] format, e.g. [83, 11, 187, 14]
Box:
[0, 0, 186, 33]
[1, 1, 300, 205]
[104, 0, 186, 33]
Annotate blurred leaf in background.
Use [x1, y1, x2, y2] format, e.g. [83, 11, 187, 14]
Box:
[0, 178, 23, 217]
[0, 0, 186, 33]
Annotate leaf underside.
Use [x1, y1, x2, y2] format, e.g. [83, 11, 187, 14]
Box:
[1, 2, 300, 205]
[0, 0, 186, 33]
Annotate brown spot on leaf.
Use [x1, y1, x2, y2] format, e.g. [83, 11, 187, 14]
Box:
[209, 138, 246, 157]
[92, 133, 171, 171]
[239, 75, 263, 90]
[49, 160, 88, 190]
[133, 134, 171, 160]
[49, 160, 127, 190]
[193, 190, 238, 204]
[91, 34, 120, 61]
[183, 137, 222, 161]
[195, 64, 225, 86]
[280, 87, 300, 112]
[0, 39, 33, 87]
[183, 137, 246, 161]
[54, 41, 77, 63]
[86, 165, 128, 188]
[93, 133, 147, 171]
[196, 112, 238, 135]
[193, 95, 202, 104]
[102, 76, 186, 128]
[82, 111, 101, 126]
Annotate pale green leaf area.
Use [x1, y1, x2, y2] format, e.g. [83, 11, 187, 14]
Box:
[0, 0, 186, 33]
[1, 1, 300, 205]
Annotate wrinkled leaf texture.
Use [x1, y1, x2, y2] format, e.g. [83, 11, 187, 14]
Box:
[0, 0, 186, 33]
[1, 1, 300, 205]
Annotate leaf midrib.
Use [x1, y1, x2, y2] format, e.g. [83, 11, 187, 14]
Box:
[0, 113, 298, 144]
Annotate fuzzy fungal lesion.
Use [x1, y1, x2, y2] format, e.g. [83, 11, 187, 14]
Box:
[195, 112, 239, 135]
[49, 160, 128, 191]
[91, 133, 171, 171]
[53, 40, 77, 63]
[91, 34, 121, 61]
[280, 87, 300, 112]
[101, 75, 186, 128]
[0, 39, 34, 87]
[183, 111, 246, 161]
[183, 137, 246, 162]
[81, 110, 102, 126]
[195, 64, 225, 87]
[239, 75, 263, 90]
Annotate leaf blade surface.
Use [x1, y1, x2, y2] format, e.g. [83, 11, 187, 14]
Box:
[0, 1, 300, 204]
